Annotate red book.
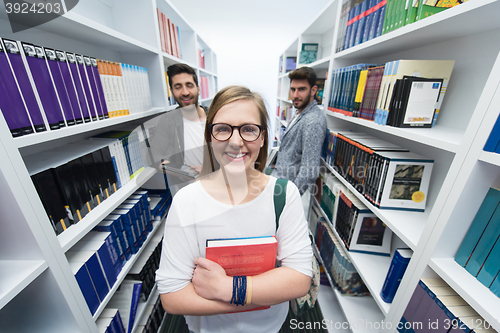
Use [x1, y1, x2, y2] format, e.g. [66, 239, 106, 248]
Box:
[157, 8, 166, 53]
[206, 236, 278, 311]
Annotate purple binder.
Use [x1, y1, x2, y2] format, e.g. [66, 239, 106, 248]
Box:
[75, 54, 98, 121]
[55, 50, 83, 124]
[21, 42, 65, 129]
[0, 38, 34, 136]
[83, 56, 104, 120]
[90, 57, 109, 119]
[66, 52, 91, 123]
[44, 47, 76, 126]
[2, 38, 47, 132]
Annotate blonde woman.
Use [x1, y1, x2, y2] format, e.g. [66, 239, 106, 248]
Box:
[155, 86, 312, 333]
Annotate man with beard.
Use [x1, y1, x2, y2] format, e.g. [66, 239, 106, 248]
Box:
[272, 66, 326, 195]
[144, 63, 207, 194]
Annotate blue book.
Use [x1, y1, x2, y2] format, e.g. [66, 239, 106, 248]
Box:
[476, 235, 500, 287]
[368, 0, 382, 40]
[380, 248, 412, 303]
[362, 0, 377, 43]
[374, 0, 387, 38]
[113, 208, 140, 254]
[343, 5, 356, 50]
[455, 187, 500, 267]
[354, 0, 369, 46]
[465, 202, 500, 276]
[105, 214, 132, 261]
[67, 250, 110, 302]
[484, 114, 500, 152]
[349, 3, 363, 48]
[69, 260, 100, 315]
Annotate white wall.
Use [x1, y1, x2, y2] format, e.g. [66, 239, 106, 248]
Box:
[170, 0, 332, 142]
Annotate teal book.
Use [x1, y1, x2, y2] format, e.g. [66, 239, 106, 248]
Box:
[455, 187, 500, 267]
[476, 235, 500, 287]
[465, 200, 500, 276]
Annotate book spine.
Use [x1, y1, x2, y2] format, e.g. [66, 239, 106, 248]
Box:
[380, 249, 411, 303]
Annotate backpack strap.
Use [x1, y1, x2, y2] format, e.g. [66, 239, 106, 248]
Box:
[273, 178, 288, 230]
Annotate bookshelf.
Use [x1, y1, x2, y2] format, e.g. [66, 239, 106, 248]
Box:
[276, 0, 500, 331]
[0, 0, 217, 332]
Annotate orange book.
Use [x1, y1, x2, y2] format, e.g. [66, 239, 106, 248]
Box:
[206, 236, 278, 312]
[172, 22, 181, 58]
[166, 18, 175, 56]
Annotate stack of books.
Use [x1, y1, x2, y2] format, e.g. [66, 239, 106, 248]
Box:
[96, 308, 126, 333]
[327, 60, 455, 128]
[455, 187, 500, 297]
[156, 8, 182, 59]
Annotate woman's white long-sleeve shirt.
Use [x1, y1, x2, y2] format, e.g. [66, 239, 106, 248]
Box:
[155, 176, 313, 333]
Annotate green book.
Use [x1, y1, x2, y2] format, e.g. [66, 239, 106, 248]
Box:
[415, 0, 462, 21]
[299, 43, 319, 64]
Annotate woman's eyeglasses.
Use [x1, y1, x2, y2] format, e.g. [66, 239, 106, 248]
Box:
[210, 123, 264, 142]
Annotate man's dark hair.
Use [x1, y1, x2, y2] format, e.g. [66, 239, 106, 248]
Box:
[167, 63, 198, 88]
[288, 66, 317, 89]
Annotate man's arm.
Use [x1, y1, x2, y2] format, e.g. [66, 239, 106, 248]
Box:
[294, 115, 326, 195]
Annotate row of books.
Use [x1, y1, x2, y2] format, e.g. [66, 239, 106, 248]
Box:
[0, 37, 152, 138]
[484, 114, 500, 154]
[108, 279, 143, 333]
[337, 0, 465, 52]
[72, 189, 165, 317]
[312, 213, 370, 296]
[317, 172, 393, 255]
[156, 8, 182, 59]
[398, 277, 495, 333]
[28, 133, 147, 235]
[454, 187, 500, 298]
[327, 59, 454, 128]
[128, 231, 163, 302]
[323, 129, 434, 211]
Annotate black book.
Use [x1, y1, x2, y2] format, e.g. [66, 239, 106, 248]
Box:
[31, 169, 72, 234]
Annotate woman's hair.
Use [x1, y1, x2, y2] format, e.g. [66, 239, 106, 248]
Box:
[199, 85, 269, 177]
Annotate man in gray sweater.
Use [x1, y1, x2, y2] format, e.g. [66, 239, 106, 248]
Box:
[272, 67, 327, 195]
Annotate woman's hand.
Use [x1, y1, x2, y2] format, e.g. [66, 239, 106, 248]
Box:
[192, 257, 232, 302]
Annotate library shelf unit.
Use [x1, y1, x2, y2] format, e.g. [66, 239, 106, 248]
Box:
[0, 0, 217, 332]
[276, 0, 500, 331]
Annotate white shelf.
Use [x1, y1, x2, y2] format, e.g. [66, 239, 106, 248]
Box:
[479, 150, 500, 166]
[93, 218, 165, 320]
[58, 167, 157, 252]
[313, 241, 384, 332]
[312, 197, 392, 316]
[276, 116, 288, 127]
[321, 159, 425, 249]
[0, 260, 48, 309]
[326, 110, 463, 152]
[199, 68, 217, 76]
[278, 98, 293, 104]
[14, 108, 166, 149]
[298, 57, 330, 70]
[429, 258, 500, 331]
[130, 284, 158, 333]
[335, 0, 500, 60]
